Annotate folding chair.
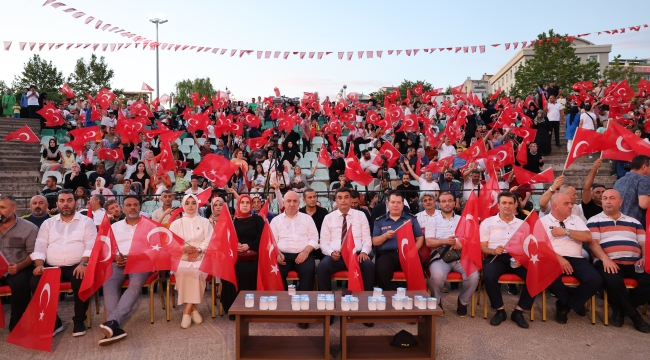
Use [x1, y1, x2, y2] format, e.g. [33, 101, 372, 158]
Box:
[483, 274, 534, 321]
[541, 275, 595, 324]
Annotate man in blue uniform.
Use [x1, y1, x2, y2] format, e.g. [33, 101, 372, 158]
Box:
[372, 190, 424, 290]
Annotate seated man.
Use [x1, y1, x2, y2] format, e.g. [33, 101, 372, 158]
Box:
[396, 173, 420, 213]
[21, 195, 52, 228]
[0, 195, 39, 331]
[331, 173, 353, 191]
[480, 192, 531, 328]
[317, 188, 374, 291]
[359, 149, 379, 177]
[587, 189, 650, 333]
[542, 193, 602, 324]
[425, 192, 479, 316]
[372, 190, 424, 291]
[99, 196, 154, 344]
[104, 199, 125, 224]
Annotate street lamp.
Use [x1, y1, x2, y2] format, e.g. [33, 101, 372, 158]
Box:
[149, 17, 168, 100]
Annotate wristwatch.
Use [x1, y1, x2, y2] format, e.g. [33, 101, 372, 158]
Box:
[548, 187, 554, 192]
[565, 229, 571, 237]
[81, 262, 88, 266]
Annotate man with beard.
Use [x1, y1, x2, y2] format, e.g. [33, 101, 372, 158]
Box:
[396, 173, 420, 214]
[0, 195, 39, 331]
[98, 196, 154, 345]
[581, 160, 606, 221]
[21, 195, 53, 228]
[300, 188, 329, 260]
[359, 149, 379, 177]
[31, 189, 97, 337]
[438, 171, 461, 212]
[105, 199, 125, 224]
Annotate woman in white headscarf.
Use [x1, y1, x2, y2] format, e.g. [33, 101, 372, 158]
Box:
[90, 177, 115, 200]
[169, 194, 213, 329]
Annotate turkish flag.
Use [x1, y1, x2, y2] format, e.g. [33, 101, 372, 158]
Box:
[141, 82, 154, 91]
[505, 211, 562, 297]
[150, 97, 160, 110]
[6, 267, 61, 352]
[96, 88, 116, 110]
[97, 148, 125, 162]
[317, 144, 332, 167]
[347, 92, 359, 102]
[193, 154, 239, 188]
[277, 116, 294, 132]
[199, 209, 238, 290]
[5, 125, 39, 142]
[372, 141, 400, 168]
[456, 192, 481, 277]
[512, 166, 555, 185]
[385, 88, 400, 102]
[459, 138, 488, 162]
[572, 81, 593, 91]
[341, 225, 364, 291]
[37, 103, 65, 127]
[124, 217, 185, 274]
[423, 156, 453, 174]
[541, 92, 548, 110]
[395, 220, 427, 290]
[129, 100, 154, 118]
[189, 92, 200, 107]
[412, 83, 423, 96]
[486, 142, 515, 168]
[396, 114, 418, 132]
[257, 220, 284, 290]
[69, 125, 101, 143]
[490, 88, 502, 100]
[186, 113, 210, 133]
[115, 119, 146, 144]
[510, 127, 537, 143]
[246, 136, 268, 151]
[59, 83, 75, 99]
[601, 121, 650, 162]
[415, 153, 421, 176]
[78, 215, 118, 301]
[516, 142, 528, 166]
[273, 87, 281, 97]
[345, 147, 374, 186]
[244, 113, 261, 128]
[564, 128, 608, 169]
[478, 167, 500, 221]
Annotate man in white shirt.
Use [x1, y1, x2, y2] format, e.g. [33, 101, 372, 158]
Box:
[99, 196, 153, 345]
[438, 136, 456, 159]
[359, 149, 379, 176]
[544, 95, 564, 148]
[538, 178, 587, 223]
[269, 191, 319, 292]
[30, 189, 97, 337]
[480, 192, 532, 328]
[91, 194, 107, 226]
[317, 188, 374, 291]
[425, 192, 479, 316]
[26, 85, 40, 119]
[541, 193, 601, 325]
[462, 164, 482, 202]
[151, 190, 174, 224]
[405, 161, 440, 201]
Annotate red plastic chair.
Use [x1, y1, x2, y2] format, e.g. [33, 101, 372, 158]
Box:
[540, 276, 595, 324]
[483, 274, 534, 321]
[59, 282, 93, 328]
[166, 274, 217, 321]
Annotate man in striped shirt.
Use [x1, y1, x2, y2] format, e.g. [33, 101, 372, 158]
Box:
[587, 189, 650, 333]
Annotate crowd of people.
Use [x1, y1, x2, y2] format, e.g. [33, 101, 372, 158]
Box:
[1, 78, 650, 349]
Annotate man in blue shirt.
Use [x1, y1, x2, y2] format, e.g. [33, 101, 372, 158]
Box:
[20, 87, 29, 118]
[613, 155, 650, 228]
[372, 190, 424, 290]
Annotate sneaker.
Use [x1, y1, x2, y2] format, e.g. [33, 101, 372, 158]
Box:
[456, 297, 467, 317]
[98, 327, 127, 346]
[191, 310, 203, 324]
[72, 321, 87, 337]
[99, 320, 118, 338]
[181, 314, 192, 329]
[53, 317, 64, 337]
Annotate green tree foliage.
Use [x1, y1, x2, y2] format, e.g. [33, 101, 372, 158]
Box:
[67, 54, 121, 96]
[12, 54, 65, 102]
[372, 80, 433, 104]
[442, 85, 452, 95]
[603, 55, 643, 91]
[0, 80, 7, 95]
[510, 30, 600, 98]
[173, 78, 217, 105]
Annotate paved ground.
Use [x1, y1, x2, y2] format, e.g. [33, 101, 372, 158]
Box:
[2, 286, 650, 359]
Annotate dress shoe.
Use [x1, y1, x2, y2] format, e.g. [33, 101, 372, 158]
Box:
[630, 312, 650, 333]
[489, 310, 507, 326]
[609, 307, 624, 327]
[298, 323, 309, 329]
[456, 297, 467, 317]
[228, 315, 236, 321]
[575, 306, 587, 317]
[510, 311, 529, 329]
[555, 300, 568, 324]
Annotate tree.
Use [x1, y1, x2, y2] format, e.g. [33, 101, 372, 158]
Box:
[510, 30, 600, 98]
[603, 54, 643, 91]
[372, 80, 433, 104]
[173, 78, 217, 105]
[12, 54, 65, 102]
[0, 80, 7, 95]
[67, 54, 120, 96]
[442, 85, 453, 95]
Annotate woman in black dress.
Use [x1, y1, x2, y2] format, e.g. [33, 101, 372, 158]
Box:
[532, 109, 552, 156]
[221, 194, 265, 320]
[523, 143, 544, 173]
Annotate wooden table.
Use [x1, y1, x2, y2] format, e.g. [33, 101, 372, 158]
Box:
[228, 291, 334, 360]
[335, 291, 443, 360]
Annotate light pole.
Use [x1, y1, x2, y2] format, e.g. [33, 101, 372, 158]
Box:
[149, 17, 168, 101]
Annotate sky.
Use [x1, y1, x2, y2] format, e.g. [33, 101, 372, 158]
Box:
[1, 0, 649, 102]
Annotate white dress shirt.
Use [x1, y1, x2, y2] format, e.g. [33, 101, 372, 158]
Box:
[111, 219, 139, 255]
[479, 214, 524, 250]
[416, 210, 439, 238]
[540, 213, 589, 258]
[31, 212, 97, 266]
[169, 215, 213, 269]
[270, 212, 319, 254]
[93, 208, 106, 226]
[360, 154, 379, 173]
[546, 102, 563, 121]
[429, 212, 461, 245]
[319, 209, 371, 256]
[439, 144, 456, 159]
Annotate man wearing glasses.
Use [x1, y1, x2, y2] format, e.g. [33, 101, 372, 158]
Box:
[541, 192, 602, 325]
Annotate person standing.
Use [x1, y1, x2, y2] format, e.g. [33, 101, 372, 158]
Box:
[26, 85, 40, 122]
[30, 189, 97, 337]
[20, 87, 29, 119]
[98, 196, 153, 345]
[544, 95, 564, 148]
[613, 155, 650, 229]
[169, 194, 212, 329]
[587, 189, 650, 333]
[2, 89, 16, 118]
[0, 195, 39, 331]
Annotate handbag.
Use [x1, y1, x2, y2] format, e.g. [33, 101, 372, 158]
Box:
[237, 250, 258, 262]
[421, 244, 460, 270]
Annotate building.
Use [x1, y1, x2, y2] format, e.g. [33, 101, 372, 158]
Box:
[489, 38, 612, 94]
[610, 58, 650, 80]
[461, 75, 491, 98]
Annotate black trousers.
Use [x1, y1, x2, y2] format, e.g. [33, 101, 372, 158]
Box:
[483, 254, 535, 311]
[549, 121, 560, 146]
[0, 266, 34, 331]
[279, 253, 315, 291]
[547, 257, 602, 313]
[30, 264, 89, 324]
[375, 251, 401, 291]
[302, 138, 311, 154]
[595, 262, 650, 317]
[317, 255, 375, 291]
